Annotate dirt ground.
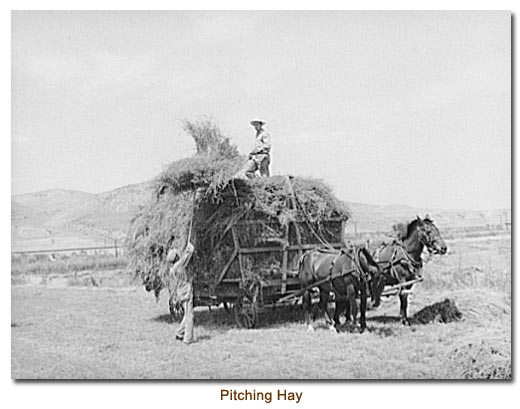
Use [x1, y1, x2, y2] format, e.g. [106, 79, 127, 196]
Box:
[11, 237, 511, 380]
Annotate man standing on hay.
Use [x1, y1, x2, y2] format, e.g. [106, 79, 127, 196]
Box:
[244, 119, 271, 178]
[167, 241, 195, 344]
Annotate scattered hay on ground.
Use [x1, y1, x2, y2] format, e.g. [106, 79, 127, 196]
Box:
[450, 330, 511, 379]
[410, 289, 511, 379]
[443, 289, 510, 324]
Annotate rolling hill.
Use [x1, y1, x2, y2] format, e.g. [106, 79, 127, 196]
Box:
[11, 182, 153, 252]
[11, 181, 510, 252]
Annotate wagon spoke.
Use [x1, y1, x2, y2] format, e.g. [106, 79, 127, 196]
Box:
[234, 294, 258, 329]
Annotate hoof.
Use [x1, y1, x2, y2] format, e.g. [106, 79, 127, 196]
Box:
[329, 326, 338, 333]
[401, 318, 411, 326]
[307, 325, 315, 332]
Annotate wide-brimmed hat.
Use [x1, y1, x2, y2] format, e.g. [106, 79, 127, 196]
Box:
[250, 119, 265, 126]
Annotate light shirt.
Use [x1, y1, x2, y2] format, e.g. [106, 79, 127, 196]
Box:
[251, 129, 271, 155]
[168, 243, 195, 302]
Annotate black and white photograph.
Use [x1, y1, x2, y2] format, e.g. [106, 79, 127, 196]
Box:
[10, 10, 511, 380]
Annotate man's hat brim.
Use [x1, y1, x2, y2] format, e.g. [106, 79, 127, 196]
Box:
[250, 120, 265, 125]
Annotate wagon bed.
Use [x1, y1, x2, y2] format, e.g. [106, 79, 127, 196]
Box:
[194, 218, 346, 328]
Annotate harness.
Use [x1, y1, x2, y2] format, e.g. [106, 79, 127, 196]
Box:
[375, 241, 423, 286]
[326, 247, 366, 298]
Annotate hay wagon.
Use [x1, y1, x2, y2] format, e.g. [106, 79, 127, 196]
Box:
[130, 168, 350, 329]
[194, 216, 347, 328]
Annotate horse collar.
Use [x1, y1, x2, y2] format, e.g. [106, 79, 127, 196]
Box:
[396, 242, 422, 268]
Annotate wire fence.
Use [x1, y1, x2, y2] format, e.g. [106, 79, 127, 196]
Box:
[11, 223, 510, 258]
[11, 243, 123, 258]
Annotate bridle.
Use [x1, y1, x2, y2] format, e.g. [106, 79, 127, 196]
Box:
[416, 221, 443, 255]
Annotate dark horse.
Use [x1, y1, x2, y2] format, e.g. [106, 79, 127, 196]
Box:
[298, 244, 380, 333]
[371, 216, 447, 325]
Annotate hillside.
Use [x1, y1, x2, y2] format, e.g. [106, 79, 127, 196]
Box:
[11, 182, 510, 252]
[11, 182, 152, 252]
[345, 202, 510, 235]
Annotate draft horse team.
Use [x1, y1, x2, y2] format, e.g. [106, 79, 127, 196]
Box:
[297, 215, 447, 332]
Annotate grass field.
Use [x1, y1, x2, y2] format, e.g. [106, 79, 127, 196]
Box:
[11, 252, 127, 277]
[11, 235, 511, 379]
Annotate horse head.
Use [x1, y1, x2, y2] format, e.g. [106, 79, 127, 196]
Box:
[415, 215, 448, 255]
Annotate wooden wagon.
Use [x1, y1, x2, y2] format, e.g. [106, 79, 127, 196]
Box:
[193, 217, 347, 328]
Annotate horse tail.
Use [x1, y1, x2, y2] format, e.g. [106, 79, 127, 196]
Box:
[298, 250, 314, 286]
[360, 247, 379, 270]
[297, 251, 308, 278]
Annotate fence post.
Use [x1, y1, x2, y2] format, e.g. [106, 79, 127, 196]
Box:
[114, 239, 118, 258]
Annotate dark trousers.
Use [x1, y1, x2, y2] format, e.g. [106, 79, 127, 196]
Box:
[244, 154, 270, 178]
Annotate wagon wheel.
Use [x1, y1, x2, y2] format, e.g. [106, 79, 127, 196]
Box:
[234, 293, 258, 329]
[169, 298, 184, 322]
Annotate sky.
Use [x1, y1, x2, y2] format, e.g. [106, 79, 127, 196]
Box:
[11, 11, 511, 209]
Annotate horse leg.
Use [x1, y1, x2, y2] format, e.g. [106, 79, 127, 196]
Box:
[359, 281, 367, 333]
[302, 290, 314, 331]
[371, 274, 383, 308]
[319, 290, 337, 332]
[399, 292, 410, 325]
[333, 299, 346, 330]
[347, 284, 358, 330]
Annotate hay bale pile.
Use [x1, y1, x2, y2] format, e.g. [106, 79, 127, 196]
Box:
[127, 119, 349, 300]
[411, 298, 463, 324]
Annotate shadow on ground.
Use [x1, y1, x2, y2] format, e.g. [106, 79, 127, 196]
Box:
[152, 314, 176, 324]
[152, 303, 308, 329]
[367, 315, 401, 324]
[152, 301, 461, 333]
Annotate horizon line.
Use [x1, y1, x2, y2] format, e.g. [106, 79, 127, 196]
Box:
[11, 182, 511, 213]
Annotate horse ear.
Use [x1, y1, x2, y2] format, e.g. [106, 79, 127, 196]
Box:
[416, 215, 422, 221]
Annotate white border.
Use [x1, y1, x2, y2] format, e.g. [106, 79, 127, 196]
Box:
[2, 2, 517, 408]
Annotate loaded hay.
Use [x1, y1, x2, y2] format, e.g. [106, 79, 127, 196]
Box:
[127, 119, 349, 302]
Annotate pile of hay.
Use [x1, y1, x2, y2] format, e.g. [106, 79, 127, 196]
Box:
[127, 119, 349, 299]
[411, 298, 463, 324]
